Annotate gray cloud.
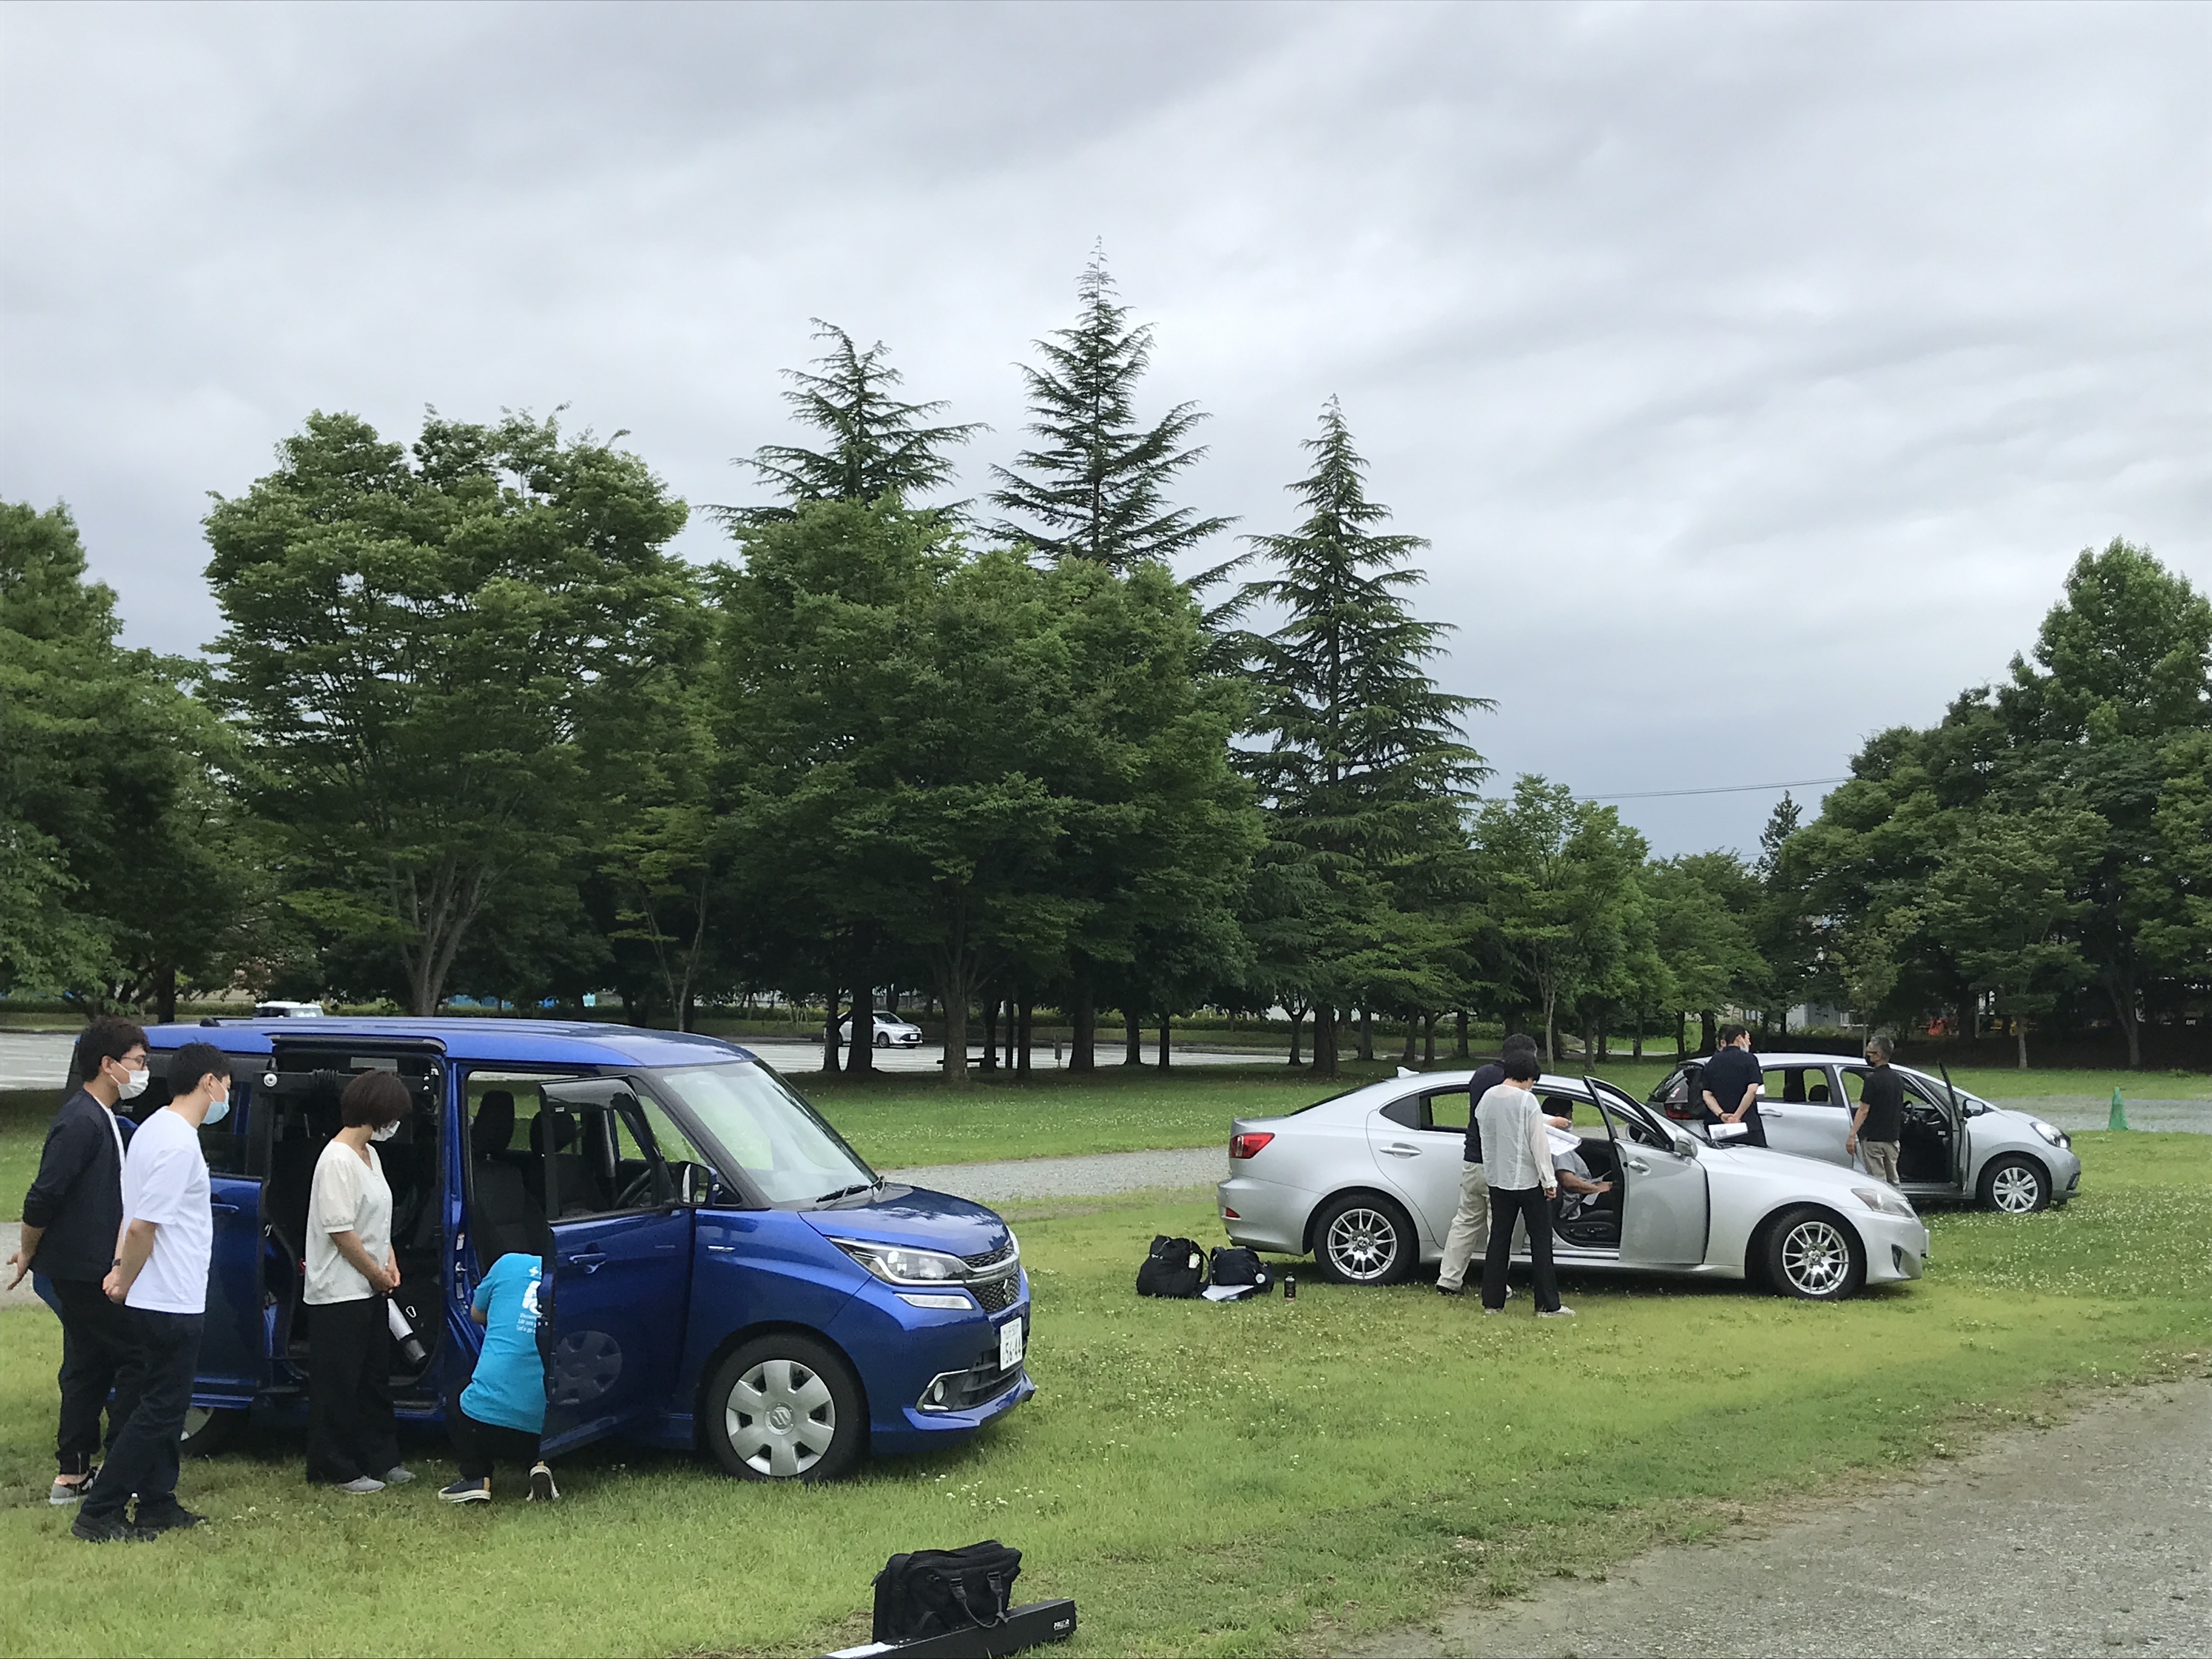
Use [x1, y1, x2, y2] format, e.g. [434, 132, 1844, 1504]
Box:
[3, 0, 2204, 854]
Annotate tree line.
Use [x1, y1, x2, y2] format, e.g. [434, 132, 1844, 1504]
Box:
[4, 257, 2206, 1076]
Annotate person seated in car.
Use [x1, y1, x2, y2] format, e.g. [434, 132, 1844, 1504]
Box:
[1544, 1101, 1615, 1220]
[438, 1244, 557, 1505]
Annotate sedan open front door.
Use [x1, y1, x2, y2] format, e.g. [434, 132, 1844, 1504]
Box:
[1588, 1077, 1709, 1265]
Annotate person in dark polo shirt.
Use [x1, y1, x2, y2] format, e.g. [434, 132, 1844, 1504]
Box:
[1848, 1034, 1906, 1186]
[1699, 1023, 1767, 1147]
[4, 1017, 148, 1506]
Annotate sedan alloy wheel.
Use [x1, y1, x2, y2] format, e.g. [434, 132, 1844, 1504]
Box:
[1762, 1205, 1865, 1301]
[1312, 1193, 1415, 1285]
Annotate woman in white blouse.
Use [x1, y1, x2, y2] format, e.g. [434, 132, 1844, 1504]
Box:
[304, 1070, 413, 1493]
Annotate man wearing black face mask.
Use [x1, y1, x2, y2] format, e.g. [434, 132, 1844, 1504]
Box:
[8, 1018, 148, 1509]
[74, 1040, 228, 1541]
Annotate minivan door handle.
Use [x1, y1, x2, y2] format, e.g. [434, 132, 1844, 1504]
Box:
[208, 1201, 241, 1216]
[562, 1245, 607, 1274]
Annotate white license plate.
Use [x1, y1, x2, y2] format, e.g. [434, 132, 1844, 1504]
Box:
[998, 1317, 1025, 1372]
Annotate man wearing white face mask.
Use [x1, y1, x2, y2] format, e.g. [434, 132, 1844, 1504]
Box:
[10, 1017, 148, 1509]
[303, 1069, 413, 1492]
[74, 1040, 228, 1541]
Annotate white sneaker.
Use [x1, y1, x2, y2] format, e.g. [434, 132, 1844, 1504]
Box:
[382, 1465, 415, 1485]
[1536, 1305, 1577, 1319]
[527, 1463, 559, 1503]
[336, 1475, 386, 1494]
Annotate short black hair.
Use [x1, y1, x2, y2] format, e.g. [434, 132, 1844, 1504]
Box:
[1503, 1050, 1540, 1083]
[168, 1042, 230, 1099]
[1549, 1096, 1574, 1118]
[1500, 1033, 1539, 1060]
[1718, 1022, 1750, 1046]
[76, 1017, 148, 1079]
[341, 1069, 413, 1129]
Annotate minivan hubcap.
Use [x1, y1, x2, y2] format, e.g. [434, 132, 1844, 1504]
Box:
[1326, 1208, 1398, 1280]
[1782, 1220, 1849, 1294]
[727, 1358, 836, 1479]
[1992, 1166, 2041, 1212]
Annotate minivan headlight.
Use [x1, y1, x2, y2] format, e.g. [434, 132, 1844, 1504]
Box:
[1852, 1186, 1918, 1219]
[831, 1238, 969, 1285]
[2029, 1119, 2069, 1148]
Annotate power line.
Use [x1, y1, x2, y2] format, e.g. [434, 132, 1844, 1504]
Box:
[1588, 777, 1851, 802]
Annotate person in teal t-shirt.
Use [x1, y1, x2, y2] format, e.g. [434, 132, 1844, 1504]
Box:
[438, 1250, 557, 1504]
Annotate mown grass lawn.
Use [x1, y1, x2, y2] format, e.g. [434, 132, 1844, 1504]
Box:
[3, 1131, 2205, 1657]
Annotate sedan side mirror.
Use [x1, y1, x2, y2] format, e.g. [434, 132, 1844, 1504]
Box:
[1671, 1132, 1701, 1159]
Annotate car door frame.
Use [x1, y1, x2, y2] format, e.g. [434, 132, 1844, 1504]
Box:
[1588, 1076, 1711, 1266]
[1363, 1089, 1463, 1252]
[537, 1079, 696, 1455]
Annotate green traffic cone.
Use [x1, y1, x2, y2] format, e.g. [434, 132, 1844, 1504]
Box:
[2108, 1087, 2129, 1131]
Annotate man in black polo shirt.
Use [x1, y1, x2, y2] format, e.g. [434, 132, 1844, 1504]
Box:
[1699, 1023, 1767, 1147]
[4, 1018, 148, 1505]
[1848, 1034, 1906, 1186]
[1437, 1033, 1539, 1295]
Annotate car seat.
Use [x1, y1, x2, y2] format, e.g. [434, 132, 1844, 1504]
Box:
[469, 1091, 548, 1262]
[528, 1108, 603, 1217]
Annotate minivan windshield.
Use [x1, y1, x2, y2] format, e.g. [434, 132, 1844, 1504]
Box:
[646, 1060, 877, 1206]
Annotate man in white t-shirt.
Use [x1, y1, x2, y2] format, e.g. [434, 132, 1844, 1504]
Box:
[72, 1042, 227, 1543]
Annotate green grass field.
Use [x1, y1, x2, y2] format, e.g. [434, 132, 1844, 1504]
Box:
[2, 1132, 2205, 1657]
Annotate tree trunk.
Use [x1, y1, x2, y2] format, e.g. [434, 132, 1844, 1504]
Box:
[1124, 1009, 1143, 1065]
[2103, 972, 2142, 1069]
[1289, 1007, 1305, 1066]
[1358, 1007, 1374, 1063]
[849, 986, 874, 1074]
[979, 997, 998, 1073]
[1632, 1005, 1643, 1060]
[1313, 1002, 1338, 1078]
[1454, 1009, 1469, 1059]
[1423, 1012, 1437, 1067]
[1674, 1009, 1686, 1058]
[155, 964, 178, 1026]
[1156, 1013, 1171, 1070]
[1071, 988, 1096, 1073]
[1016, 997, 1033, 1078]
[1596, 1001, 1610, 1061]
[2016, 1018, 2029, 1070]
[1400, 1018, 1418, 1066]
[822, 991, 843, 1075]
[932, 969, 973, 1090]
[1698, 1009, 1717, 1056]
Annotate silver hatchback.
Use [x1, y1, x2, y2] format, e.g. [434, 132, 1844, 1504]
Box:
[1218, 1071, 1931, 1301]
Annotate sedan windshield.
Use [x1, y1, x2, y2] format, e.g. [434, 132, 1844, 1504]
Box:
[647, 1061, 877, 1206]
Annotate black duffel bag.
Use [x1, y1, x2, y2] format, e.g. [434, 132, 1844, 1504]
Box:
[1136, 1234, 1207, 1298]
[1207, 1245, 1273, 1300]
[872, 1539, 1024, 1644]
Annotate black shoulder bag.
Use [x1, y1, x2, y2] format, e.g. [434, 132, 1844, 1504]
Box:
[872, 1540, 1024, 1644]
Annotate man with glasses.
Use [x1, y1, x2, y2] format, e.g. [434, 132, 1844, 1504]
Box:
[7, 1018, 148, 1508]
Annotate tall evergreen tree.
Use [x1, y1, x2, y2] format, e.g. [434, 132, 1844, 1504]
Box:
[990, 250, 1232, 567]
[1237, 399, 1489, 1073]
[719, 320, 981, 523]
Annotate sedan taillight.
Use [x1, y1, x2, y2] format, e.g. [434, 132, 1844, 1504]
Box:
[1230, 1132, 1274, 1160]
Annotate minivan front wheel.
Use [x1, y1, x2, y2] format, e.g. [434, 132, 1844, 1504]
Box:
[706, 1335, 865, 1483]
[179, 1404, 246, 1457]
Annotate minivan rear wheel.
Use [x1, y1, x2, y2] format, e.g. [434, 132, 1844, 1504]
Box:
[1311, 1192, 1417, 1286]
[705, 1335, 865, 1483]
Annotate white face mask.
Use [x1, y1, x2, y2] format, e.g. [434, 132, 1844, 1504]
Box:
[369, 1122, 399, 1143]
[116, 1064, 150, 1101]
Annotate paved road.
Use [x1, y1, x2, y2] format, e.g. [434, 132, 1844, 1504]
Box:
[883, 1146, 1222, 1204]
[1358, 1378, 2212, 1659]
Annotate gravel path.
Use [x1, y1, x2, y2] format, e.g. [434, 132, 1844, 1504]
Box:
[883, 1145, 1222, 1203]
[1358, 1377, 2212, 1658]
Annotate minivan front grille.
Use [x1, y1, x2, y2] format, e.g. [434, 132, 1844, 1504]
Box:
[972, 1273, 1019, 1313]
[962, 1240, 1015, 1271]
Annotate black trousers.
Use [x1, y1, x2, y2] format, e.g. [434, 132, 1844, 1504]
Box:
[77, 1308, 201, 1522]
[443, 1385, 542, 1480]
[306, 1295, 399, 1484]
[1482, 1184, 1561, 1313]
[50, 1276, 142, 1474]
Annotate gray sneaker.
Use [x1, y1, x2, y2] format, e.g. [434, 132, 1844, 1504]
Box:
[1536, 1305, 1577, 1319]
[336, 1475, 386, 1494]
[49, 1476, 91, 1506]
[382, 1465, 415, 1485]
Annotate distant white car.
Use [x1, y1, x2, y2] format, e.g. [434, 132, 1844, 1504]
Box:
[838, 1015, 924, 1048]
[253, 1001, 326, 1019]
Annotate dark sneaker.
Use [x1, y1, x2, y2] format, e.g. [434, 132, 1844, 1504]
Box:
[1435, 1281, 1464, 1296]
[72, 1512, 156, 1543]
[134, 1502, 206, 1533]
[527, 1463, 559, 1503]
[438, 1477, 490, 1505]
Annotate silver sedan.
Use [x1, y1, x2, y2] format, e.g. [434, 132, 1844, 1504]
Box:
[1217, 1071, 1931, 1300]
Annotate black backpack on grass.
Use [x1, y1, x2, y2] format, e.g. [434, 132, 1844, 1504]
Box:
[1136, 1234, 1207, 1298]
[872, 1539, 1023, 1643]
[1207, 1246, 1272, 1298]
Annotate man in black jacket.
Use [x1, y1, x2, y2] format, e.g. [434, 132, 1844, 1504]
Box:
[5, 1018, 149, 1506]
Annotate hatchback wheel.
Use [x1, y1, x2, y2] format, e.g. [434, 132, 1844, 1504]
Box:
[1762, 1206, 1864, 1301]
[874, 1032, 891, 1048]
[1980, 1155, 2051, 1215]
[1311, 1193, 1416, 1286]
[179, 1404, 247, 1457]
[705, 1335, 865, 1482]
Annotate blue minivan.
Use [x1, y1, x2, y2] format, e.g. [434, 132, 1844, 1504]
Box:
[120, 1018, 1031, 1481]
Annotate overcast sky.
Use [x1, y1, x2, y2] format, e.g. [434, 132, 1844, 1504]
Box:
[3, 1, 2205, 855]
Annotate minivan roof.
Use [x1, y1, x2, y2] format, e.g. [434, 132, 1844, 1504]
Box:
[141, 1017, 755, 1070]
